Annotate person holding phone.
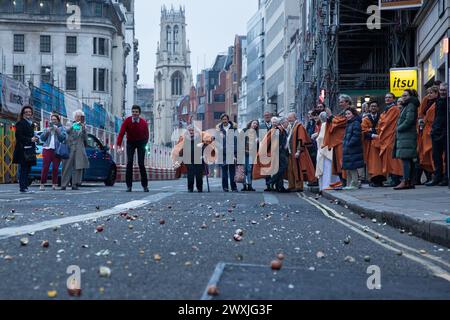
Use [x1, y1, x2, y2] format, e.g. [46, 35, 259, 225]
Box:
[39, 113, 67, 191]
[61, 110, 89, 191]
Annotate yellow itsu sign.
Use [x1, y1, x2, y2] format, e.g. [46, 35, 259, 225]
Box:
[390, 68, 418, 97]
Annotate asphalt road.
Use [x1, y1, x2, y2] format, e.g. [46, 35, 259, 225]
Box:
[0, 179, 449, 300]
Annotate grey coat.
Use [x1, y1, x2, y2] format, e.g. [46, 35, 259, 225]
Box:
[65, 123, 90, 170]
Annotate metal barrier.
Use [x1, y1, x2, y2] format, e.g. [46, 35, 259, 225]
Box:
[0, 119, 17, 184]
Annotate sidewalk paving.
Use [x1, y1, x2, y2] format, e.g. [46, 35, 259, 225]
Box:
[322, 186, 450, 247]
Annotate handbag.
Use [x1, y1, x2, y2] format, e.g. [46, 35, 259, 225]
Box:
[234, 165, 245, 183]
[56, 141, 70, 159]
[23, 146, 36, 164]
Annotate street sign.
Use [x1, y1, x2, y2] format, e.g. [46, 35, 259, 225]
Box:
[379, 0, 423, 10]
[389, 68, 419, 98]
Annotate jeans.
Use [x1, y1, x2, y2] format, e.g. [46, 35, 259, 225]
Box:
[126, 141, 148, 189]
[41, 149, 61, 185]
[19, 164, 31, 191]
[432, 138, 448, 181]
[187, 164, 203, 191]
[221, 164, 237, 191]
[244, 155, 253, 185]
[402, 159, 415, 181]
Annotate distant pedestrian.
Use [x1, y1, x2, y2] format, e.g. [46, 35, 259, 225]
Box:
[342, 108, 364, 190]
[61, 110, 90, 191]
[427, 83, 448, 186]
[117, 105, 150, 193]
[216, 114, 238, 192]
[39, 113, 67, 191]
[260, 112, 273, 191]
[394, 90, 420, 190]
[241, 120, 259, 192]
[13, 105, 39, 193]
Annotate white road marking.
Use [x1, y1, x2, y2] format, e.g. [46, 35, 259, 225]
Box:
[263, 193, 279, 205]
[201, 262, 226, 300]
[0, 192, 174, 241]
[298, 193, 450, 282]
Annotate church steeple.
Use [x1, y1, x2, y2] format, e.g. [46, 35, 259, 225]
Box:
[154, 6, 193, 146]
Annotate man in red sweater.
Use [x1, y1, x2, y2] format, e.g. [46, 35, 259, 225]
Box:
[117, 105, 149, 192]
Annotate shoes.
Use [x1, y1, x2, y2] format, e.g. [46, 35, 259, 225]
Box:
[72, 187, 79, 191]
[439, 179, 449, 187]
[277, 187, 289, 193]
[143, 187, 150, 193]
[369, 183, 383, 188]
[343, 186, 358, 191]
[188, 189, 194, 193]
[20, 189, 34, 194]
[126, 188, 132, 193]
[241, 185, 248, 192]
[39, 185, 45, 191]
[231, 189, 239, 193]
[394, 180, 414, 190]
[223, 189, 229, 193]
[61, 187, 66, 191]
[425, 179, 441, 187]
[52, 185, 57, 190]
[247, 186, 256, 192]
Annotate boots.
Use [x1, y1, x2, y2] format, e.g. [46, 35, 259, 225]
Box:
[241, 184, 248, 192]
[247, 184, 256, 192]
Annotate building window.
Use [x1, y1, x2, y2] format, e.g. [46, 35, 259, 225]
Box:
[171, 71, 183, 96]
[439, 0, 446, 17]
[214, 94, 225, 102]
[13, 34, 25, 52]
[66, 67, 77, 91]
[197, 113, 205, 121]
[66, 36, 77, 54]
[233, 94, 238, 104]
[166, 26, 172, 52]
[13, 0, 24, 13]
[40, 35, 51, 53]
[173, 25, 179, 53]
[39, 0, 50, 14]
[93, 68, 108, 92]
[93, 3, 103, 17]
[13, 65, 25, 83]
[93, 37, 109, 56]
[214, 112, 223, 120]
[41, 66, 51, 84]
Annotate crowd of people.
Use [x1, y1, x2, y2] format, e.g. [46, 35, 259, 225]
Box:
[173, 85, 448, 194]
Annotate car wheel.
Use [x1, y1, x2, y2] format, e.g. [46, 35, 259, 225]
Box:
[105, 167, 116, 187]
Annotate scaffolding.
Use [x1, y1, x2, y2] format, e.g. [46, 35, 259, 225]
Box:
[295, 0, 418, 116]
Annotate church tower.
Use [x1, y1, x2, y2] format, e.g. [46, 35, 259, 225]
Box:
[154, 5, 193, 146]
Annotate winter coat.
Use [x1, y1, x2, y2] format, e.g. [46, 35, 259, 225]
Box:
[65, 122, 90, 170]
[431, 97, 448, 142]
[216, 121, 238, 164]
[13, 119, 37, 166]
[40, 124, 67, 149]
[394, 96, 420, 159]
[342, 115, 364, 170]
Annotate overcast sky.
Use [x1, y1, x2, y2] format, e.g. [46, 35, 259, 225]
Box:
[135, 0, 258, 88]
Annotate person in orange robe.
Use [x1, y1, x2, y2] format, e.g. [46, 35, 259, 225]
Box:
[322, 95, 353, 188]
[361, 101, 385, 187]
[416, 86, 438, 184]
[377, 93, 403, 187]
[286, 112, 316, 192]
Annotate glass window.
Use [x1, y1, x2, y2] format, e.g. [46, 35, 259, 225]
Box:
[171, 72, 183, 96]
[214, 112, 222, 120]
[40, 35, 51, 53]
[41, 66, 51, 84]
[66, 67, 77, 91]
[13, 0, 24, 13]
[13, 34, 24, 52]
[13, 65, 25, 83]
[94, 3, 103, 17]
[214, 94, 225, 102]
[66, 36, 77, 54]
[39, 0, 50, 14]
[93, 37, 108, 56]
[93, 68, 107, 92]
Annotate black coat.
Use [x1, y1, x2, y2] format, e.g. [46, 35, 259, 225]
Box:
[342, 116, 364, 170]
[13, 119, 37, 166]
[431, 98, 448, 142]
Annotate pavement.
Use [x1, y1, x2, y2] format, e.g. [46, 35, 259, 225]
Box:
[323, 185, 450, 247]
[0, 179, 449, 300]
